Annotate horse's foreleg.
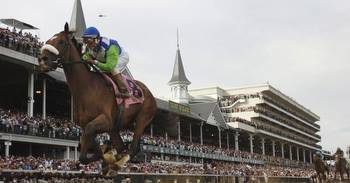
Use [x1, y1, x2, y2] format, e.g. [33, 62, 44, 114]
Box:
[79, 114, 112, 164]
[110, 133, 127, 155]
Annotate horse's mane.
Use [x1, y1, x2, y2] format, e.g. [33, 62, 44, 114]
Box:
[68, 36, 111, 87]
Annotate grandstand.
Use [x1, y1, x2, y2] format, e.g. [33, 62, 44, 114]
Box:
[189, 84, 321, 164]
[0, 0, 322, 182]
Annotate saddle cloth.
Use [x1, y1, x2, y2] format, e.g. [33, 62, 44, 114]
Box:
[102, 73, 144, 108]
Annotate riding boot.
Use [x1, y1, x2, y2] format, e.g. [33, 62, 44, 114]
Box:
[111, 74, 131, 98]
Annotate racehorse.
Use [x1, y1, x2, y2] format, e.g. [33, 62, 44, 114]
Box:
[312, 154, 329, 183]
[334, 154, 350, 181]
[37, 23, 157, 168]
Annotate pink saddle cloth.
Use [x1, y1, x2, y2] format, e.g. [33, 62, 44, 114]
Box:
[102, 73, 144, 108]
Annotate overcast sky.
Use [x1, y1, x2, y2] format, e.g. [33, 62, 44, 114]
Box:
[1, 0, 349, 154]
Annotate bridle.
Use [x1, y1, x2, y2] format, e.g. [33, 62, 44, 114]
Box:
[39, 33, 86, 71]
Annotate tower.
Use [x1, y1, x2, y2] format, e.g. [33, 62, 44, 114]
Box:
[168, 30, 191, 104]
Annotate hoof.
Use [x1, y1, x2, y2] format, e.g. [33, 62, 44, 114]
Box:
[103, 148, 118, 164]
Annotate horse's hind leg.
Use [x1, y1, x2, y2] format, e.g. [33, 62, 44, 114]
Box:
[129, 81, 157, 160]
[129, 115, 154, 159]
[129, 100, 156, 160]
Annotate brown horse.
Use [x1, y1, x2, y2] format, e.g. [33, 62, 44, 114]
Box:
[37, 23, 157, 167]
[334, 154, 349, 181]
[313, 154, 329, 183]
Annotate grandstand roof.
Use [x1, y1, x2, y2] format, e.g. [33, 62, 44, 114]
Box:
[190, 102, 228, 129]
[0, 19, 38, 30]
[156, 98, 204, 121]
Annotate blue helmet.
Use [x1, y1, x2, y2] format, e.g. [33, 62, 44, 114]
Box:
[82, 27, 100, 38]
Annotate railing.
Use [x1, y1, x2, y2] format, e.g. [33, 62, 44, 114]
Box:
[0, 170, 311, 183]
[0, 124, 79, 141]
[142, 144, 265, 165]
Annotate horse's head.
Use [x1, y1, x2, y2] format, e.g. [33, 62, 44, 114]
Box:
[38, 23, 78, 72]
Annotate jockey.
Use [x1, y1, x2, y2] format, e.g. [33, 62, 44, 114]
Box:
[82, 26, 130, 97]
[335, 147, 344, 158]
[315, 150, 324, 160]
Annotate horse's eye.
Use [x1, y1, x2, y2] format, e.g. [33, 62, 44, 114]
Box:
[59, 40, 65, 45]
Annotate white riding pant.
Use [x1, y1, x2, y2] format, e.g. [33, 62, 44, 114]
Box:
[111, 48, 129, 75]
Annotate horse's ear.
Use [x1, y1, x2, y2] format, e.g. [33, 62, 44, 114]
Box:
[71, 36, 83, 56]
[64, 22, 69, 34]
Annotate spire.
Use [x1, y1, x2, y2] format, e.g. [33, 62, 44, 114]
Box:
[177, 28, 179, 49]
[168, 30, 191, 85]
[69, 0, 86, 38]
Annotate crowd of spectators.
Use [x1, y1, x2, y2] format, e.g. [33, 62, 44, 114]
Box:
[0, 27, 43, 57]
[122, 131, 312, 168]
[0, 171, 112, 183]
[120, 160, 315, 178]
[218, 93, 261, 108]
[0, 155, 315, 180]
[219, 98, 319, 146]
[0, 107, 80, 140]
[0, 106, 312, 169]
[261, 94, 319, 128]
[0, 156, 100, 172]
[0, 107, 319, 180]
[217, 92, 319, 130]
[253, 106, 315, 135]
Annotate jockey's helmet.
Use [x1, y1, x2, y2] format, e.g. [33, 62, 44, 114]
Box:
[82, 27, 100, 38]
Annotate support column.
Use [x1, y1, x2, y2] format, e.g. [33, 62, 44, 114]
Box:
[218, 128, 221, 148]
[309, 150, 312, 163]
[42, 79, 46, 120]
[189, 123, 192, 143]
[289, 145, 293, 160]
[66, 146, 70, 160]
[272, 140, 276, 157]
[27, 72, 34, 117]
[249, 134, 254, 154]
[226, 132, 229, 150]
[297, 147, 300, 161]
[234, 131, 239, 151]
[165, 132, 168, 141]
[261, 138, 265, 155]
[303, 149, 306, 163]
[4, 141, 11, 157]
[70, 95, 74, 122]
[281, 143, 285, 159]
[74, 146, 78, 160]
[177, 121, 181, 141]
[200, 122, 203, 145]
[150, 124, 153, 138]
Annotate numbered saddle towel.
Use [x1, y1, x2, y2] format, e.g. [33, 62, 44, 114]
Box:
[102, 73, 144, 108]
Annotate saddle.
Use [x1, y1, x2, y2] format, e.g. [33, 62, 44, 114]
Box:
[102, 73, 144, 108]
